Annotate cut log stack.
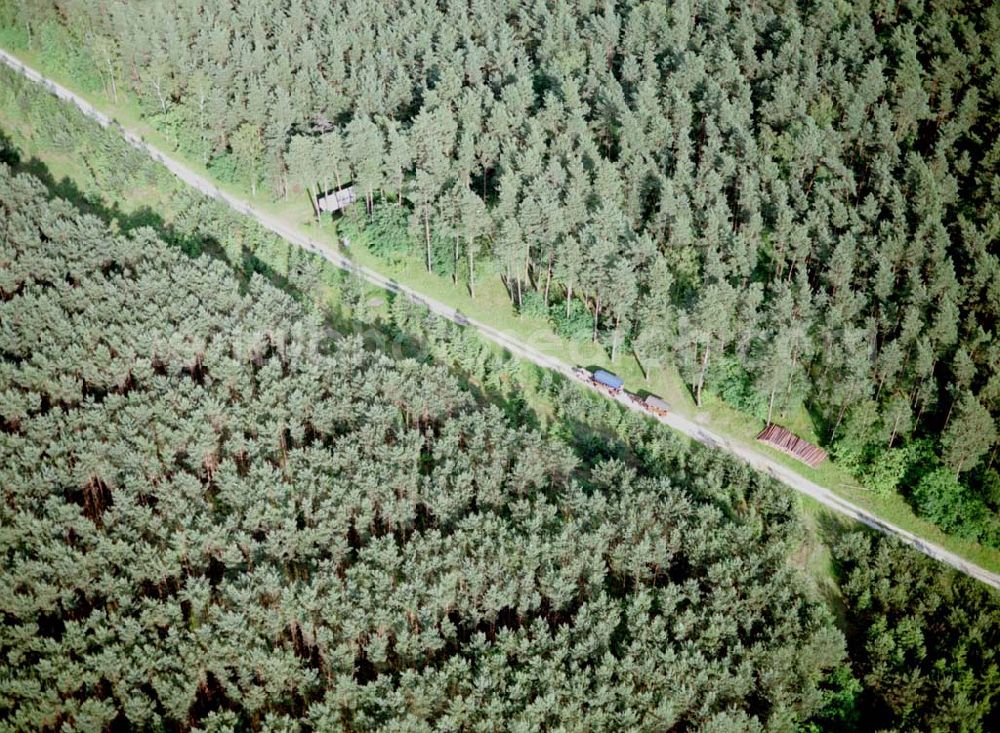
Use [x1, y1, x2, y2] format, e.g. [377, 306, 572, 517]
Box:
[756, 424, 828, 468]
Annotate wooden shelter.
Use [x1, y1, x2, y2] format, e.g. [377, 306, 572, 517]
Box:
[756, 424, 828, 467]
[316, 185, 357, 214]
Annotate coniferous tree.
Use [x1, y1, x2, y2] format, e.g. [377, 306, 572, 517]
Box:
[5, 0, 1000, 543]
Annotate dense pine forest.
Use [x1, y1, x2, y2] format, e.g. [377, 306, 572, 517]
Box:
[1, 0, 997, 545]
[0, 163, 841, 729]
[2, 161, 1000, 730]
[3, 0, 1000, 729]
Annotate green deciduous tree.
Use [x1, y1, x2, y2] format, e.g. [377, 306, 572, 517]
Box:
[230, 122, 264, 197]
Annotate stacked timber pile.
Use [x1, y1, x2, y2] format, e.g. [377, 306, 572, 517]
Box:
[756, 424, 828, 467]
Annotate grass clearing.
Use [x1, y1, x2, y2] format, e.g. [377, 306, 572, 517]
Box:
[792, 495, 849, 626]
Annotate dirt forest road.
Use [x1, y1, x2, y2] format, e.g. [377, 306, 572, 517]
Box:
[4, 47, 999, 591]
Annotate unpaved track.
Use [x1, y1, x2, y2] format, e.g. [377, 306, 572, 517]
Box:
[4, 48, 998, 590]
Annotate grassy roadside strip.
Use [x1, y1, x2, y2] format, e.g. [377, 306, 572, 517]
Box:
[4, 43, 999, 576]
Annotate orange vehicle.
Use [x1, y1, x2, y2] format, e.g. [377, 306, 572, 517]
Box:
[642, 394, 670, 417]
